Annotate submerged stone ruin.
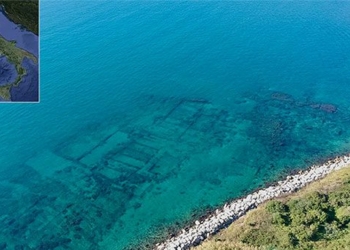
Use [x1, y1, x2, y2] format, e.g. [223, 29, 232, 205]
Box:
[0, 90, 349, 249]
[0, 96, 242, 249]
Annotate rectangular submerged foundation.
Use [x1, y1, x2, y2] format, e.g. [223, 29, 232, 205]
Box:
[0, 95, 249, 249]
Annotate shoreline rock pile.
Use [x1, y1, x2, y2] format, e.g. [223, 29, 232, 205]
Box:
[155, 154, 350, 250]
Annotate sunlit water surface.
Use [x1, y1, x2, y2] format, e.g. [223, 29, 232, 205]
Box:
[0, 1, 350, 249]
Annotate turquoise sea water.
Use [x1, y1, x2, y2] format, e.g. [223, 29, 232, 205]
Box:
[1, 1, 350, 249]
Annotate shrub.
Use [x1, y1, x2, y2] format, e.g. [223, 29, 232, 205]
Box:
[266, 200, 290, 226]
[336, 206, 350, 225]
[329, 187, 350, 207]
[266, 200, 288, 214]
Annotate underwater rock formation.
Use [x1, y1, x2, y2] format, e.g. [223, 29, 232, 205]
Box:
[271, 92, 294, 102]
[320, 103, 337, 113]
[310, 103, 337, 113]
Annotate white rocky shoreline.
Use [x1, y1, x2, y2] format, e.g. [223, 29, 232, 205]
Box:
[155, 154, 350, 250]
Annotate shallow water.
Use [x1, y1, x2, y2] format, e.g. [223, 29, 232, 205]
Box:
[0, 1, 350, 249]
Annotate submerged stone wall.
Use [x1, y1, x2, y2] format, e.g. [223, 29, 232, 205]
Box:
[155, 154, 350, 250]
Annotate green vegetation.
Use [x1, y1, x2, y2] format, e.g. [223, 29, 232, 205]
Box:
[0, 35, 37, 100]
[196, 166, 350, 250]
[0, 0, 38, 35]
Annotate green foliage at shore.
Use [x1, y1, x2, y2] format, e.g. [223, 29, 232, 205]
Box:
[195, 166, 350, 250]
[0, 0, 38, 35]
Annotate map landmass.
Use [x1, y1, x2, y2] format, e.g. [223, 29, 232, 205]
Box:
[0, 0, 38, 102]
[0, 35, 37, 100]
[0, 0, 38, 35]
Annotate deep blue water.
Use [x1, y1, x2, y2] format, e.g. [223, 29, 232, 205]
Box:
[0, 1, 350, 249]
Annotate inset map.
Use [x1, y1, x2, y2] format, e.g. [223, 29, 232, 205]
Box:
[0, 0, 38, 102]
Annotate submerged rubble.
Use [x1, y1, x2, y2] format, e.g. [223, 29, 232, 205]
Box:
[0, 91, 349, 249]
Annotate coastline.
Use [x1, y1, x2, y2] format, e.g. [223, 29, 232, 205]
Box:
[0, 2, 38, 35]
[0, 5, 39, 102]
[0, 8, 38, 57]
[155, 154, 350, 250]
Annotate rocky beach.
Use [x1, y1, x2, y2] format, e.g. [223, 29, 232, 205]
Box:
[1, 1, 350, 248]
[156, 154, 350, 250]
